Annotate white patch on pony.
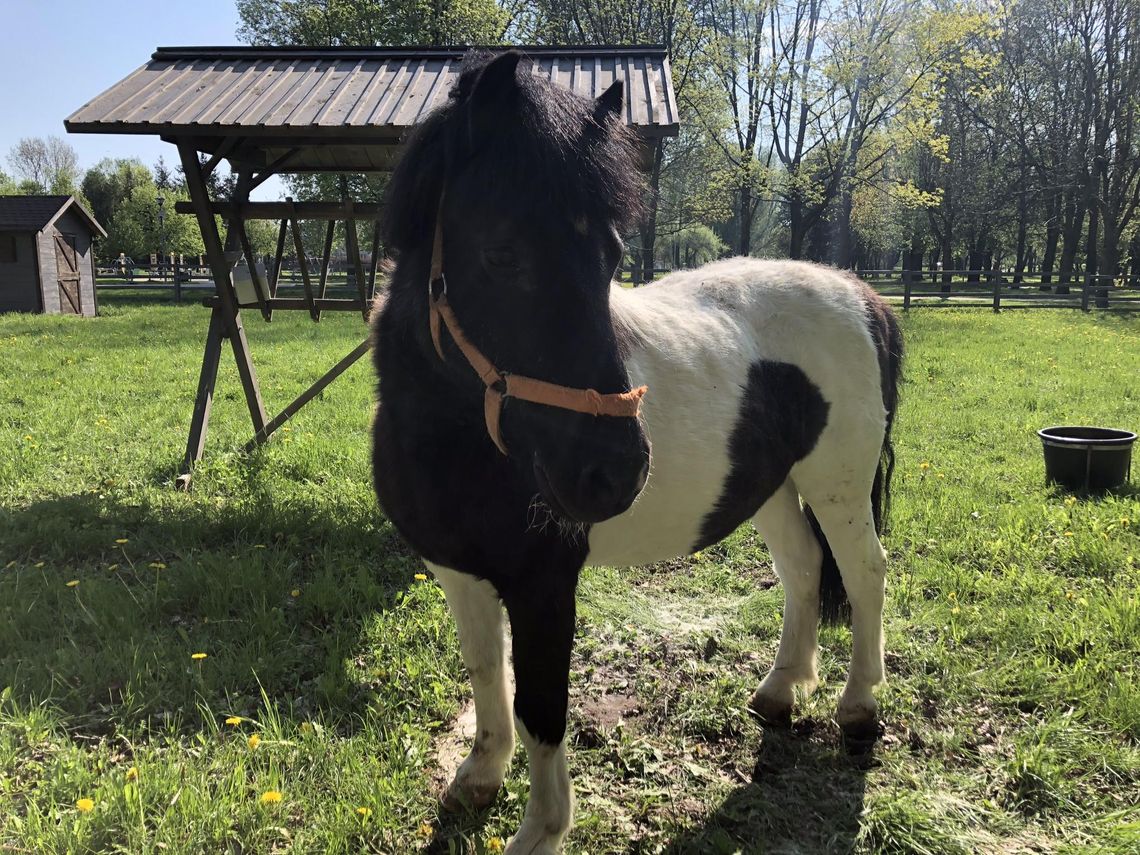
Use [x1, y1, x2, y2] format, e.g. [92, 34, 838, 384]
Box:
[588, 257, 883, 568]
[506, 719, 572, 855]
[428, 562, 516, 810]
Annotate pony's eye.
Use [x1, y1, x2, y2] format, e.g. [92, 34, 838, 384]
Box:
[483, 246, 519, 271]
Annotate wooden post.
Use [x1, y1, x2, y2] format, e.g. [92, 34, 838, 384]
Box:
[316, 220, 335, 321]
[176, 306, 226, 490]
[991, 269, 1001, 312]
[368, 220, 381, 303]
[903, 271, 912, 311]
[344, 212, 368, 320]
[287, 198, 319, 321]
[177, 143, 268, 457]
[271, 218, 287, 297]
[1081, 273, 1091, 312]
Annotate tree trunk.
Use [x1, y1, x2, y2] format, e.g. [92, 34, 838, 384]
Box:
[1057, 192, 1085, 294]
[941, 232, 953, 292]
[1040, 192, 1061, 288]
[787, 194, 806, 260]
[739, 182, 754, 257]
[1014, 193, 1028, 286]
[640, 142, 665, 284]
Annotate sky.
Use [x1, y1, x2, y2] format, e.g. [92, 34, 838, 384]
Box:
[0, 0, 283, 199]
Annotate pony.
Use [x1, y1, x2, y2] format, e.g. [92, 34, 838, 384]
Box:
[371, 50, 903, 854]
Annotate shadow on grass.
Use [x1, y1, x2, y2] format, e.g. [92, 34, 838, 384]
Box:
[0, 489, 421, 740]
[665, 721, 875, 854]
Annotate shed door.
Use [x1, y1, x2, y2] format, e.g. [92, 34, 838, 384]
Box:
[54, 233, 81, 314]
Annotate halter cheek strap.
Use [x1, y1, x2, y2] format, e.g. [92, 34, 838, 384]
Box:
[428, 204, 647, 455]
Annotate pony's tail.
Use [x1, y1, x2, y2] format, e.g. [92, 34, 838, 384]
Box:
[810, 297, 903, 626]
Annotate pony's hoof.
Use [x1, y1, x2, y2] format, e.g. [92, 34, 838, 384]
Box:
[747, 690, 793, 727]
[441, 778, 500, 813]
[836, 699, 880, 742]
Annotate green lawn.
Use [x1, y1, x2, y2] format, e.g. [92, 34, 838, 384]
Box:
[1, 298, 1138, 854]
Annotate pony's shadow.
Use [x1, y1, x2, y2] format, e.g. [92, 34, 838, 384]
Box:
[665, 722, 875, 854]
[0, 488, 416, 739]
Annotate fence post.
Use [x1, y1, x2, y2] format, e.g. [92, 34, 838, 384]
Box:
[174, 260, 182, 303]
[903, 269, 912, 311]
[991, 269, 1001, 312]
[1081, 273, 1091, 312]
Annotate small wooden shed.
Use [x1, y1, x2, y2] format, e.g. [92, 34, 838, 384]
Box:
[0, 195, 106, 316]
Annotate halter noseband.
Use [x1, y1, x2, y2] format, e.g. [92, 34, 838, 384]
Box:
[427, 203, 647, 455]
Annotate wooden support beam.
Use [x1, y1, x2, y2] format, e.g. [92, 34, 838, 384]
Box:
[244, 339, 371, 451]
[288, 200, 319, 322]
[270, 218, 288, 296]
[344, 212, 369, 320]
[174, 200, 383, 220]
[316, 220, 335, 321]
[236, 217, 271, 321]
[177, 143, 268, 441]
[203, 296, 370, 312]
[368, 220, 381, 303]
[176, 306, 226, 491]
[200, 137, 241, 179]
[247, 147, 301, 192]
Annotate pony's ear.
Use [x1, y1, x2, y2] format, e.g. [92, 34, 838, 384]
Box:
[468, 50, 523, 108]
[593, 80, 624, 125]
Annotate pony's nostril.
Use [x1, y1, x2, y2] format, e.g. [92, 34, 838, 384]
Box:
[582, 464, 620, 507]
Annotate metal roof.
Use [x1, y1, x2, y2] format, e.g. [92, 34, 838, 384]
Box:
[0, 195, 107, 237]
[65, 46, 679, 173]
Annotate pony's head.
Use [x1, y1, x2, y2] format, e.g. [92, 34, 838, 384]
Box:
[382, 50, 650, 524]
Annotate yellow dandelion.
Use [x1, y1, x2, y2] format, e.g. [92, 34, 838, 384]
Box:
[290, 589, 300, 598]
[356, 806, 372, 818]
[1078, 596, 1088, 606]
[248, 734, 261, 749]
[259, 790, 282, 805]
[414, 573, 428, 581]
[300, 722, 312, 733]
[1064, 495, 1077, 505]
[126, 766, 139, 782]
[5, 560, 16, 569]
[65, 579, 80, 587]
[34, 561, 45, 568]
[115, 538, 129, 544]
[950, 606, 961, 615]
[76, 798, 95, 813]
[948, 591, 957, 600]
[225, 716, 242, 726]
[1064, 531, 1073, 537]
[191, 652, 207, 660]
[919, 462, 931, 470]
[417, 822, 433, 839]
[107, 563, 119, 571]
[1122, 518, 1131, 527]
[254, 544, 267, 549]
[487, 838, 504, 853]
[936, 473, 945, 478]
[1066, 591, 1074, 600]
[149, 562, 166, 570]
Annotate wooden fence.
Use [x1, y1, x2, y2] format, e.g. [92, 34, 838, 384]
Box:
[858, 269, 1140, 312]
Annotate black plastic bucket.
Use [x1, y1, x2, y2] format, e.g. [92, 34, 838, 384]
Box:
[1037, 426, 1136, 491]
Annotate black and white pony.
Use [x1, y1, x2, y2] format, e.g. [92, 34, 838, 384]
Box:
[372, 51, 902, 854]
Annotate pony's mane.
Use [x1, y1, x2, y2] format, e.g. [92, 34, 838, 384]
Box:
[381, 51, 645, 254]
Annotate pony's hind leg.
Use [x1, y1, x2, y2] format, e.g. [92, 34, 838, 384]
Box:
[792, 481, 887, 736]
[749, 481, 824, 725]
[428, 562, 516, 810]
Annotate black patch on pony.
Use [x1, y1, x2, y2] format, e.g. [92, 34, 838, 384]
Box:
[695, 361, 830, 551]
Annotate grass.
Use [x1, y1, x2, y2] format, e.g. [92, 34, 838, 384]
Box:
[1, 297, 1138, 853]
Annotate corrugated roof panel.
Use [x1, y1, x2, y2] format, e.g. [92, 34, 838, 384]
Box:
[65, 46, 680, 144]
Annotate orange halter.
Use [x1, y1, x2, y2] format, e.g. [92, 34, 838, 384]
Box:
[427, 204, 647, 455]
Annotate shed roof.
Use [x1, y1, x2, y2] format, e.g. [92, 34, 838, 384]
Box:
[65, 46, 679, 173]
[0, 195, 107, 237]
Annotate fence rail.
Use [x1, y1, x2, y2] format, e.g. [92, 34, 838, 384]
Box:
[856, 269, 1140, 312]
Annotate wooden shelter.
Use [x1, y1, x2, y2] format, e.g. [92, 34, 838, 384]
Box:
[65, 45, 679, 487]
[0, 195, 105, 317]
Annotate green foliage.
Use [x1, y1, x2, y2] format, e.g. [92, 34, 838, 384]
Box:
[235, 0, 509, 46]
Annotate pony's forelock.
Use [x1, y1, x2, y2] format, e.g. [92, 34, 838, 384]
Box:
[381, 51, 645, 253]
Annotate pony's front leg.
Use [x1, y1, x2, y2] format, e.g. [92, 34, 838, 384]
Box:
[430, 562, 515, 810]
[501, 572, 578, 855]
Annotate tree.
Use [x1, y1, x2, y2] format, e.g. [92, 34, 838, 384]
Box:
[236, 0, 509, 45]
[6, 137, 80, 195]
